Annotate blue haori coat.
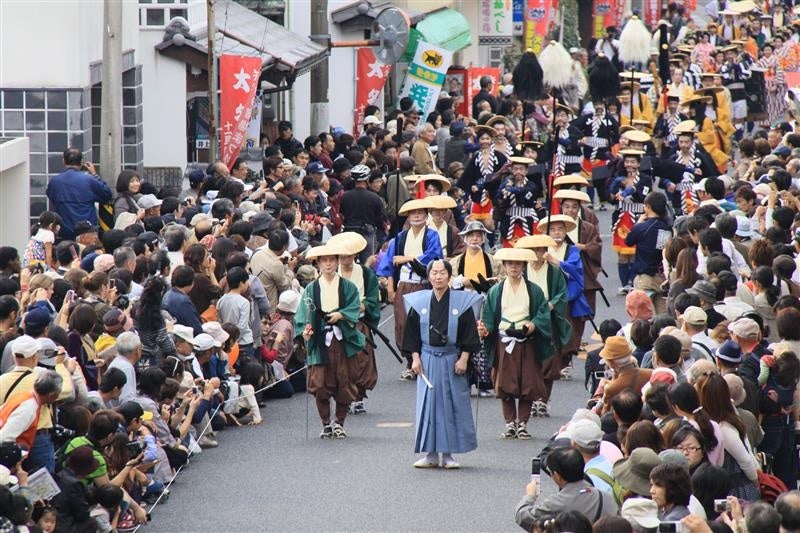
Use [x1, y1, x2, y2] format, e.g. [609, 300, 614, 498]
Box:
[404, 289, 483, 454]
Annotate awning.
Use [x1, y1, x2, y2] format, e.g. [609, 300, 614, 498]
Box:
[156, 0, 327, 90]
[400, 8, 472, 62]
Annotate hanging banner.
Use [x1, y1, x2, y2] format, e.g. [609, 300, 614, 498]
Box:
[219, 54, 261, 169]
[241, 92, 262, 163]
[613, 0, 626, 29]
[643, 0, 660, 27]
[513, 0, 524, 36]
[468, 67, 501, 116]
[399, 41, 454, 119]
[479, 0, 513, 39]
[354, 48, 392, 135]
[524, 0, 554, 54]
[592, 0, 616, 38]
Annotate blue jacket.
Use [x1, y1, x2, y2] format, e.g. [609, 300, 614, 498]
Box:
[162, 288, 203, 335]
[45, 168, 112, 239]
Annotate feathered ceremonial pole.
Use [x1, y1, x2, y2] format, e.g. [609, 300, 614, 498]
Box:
[513, 48, 545, 143]
[588, 53, 620, 102]
[618, 15, 651, 124]
[539, 40, 573, 229]
[658, 20, 671, 112]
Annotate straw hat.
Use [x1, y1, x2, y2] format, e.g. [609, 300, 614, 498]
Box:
[553, 174, 589, 187]
[398, 198, 431, 215]
[680, 93, 713, 106]
[631, 119, 651, 126]
[619, 148, 646, 157]
[516, 141, 544, 151]
[537, 214, 577, 233]
[509, 156, 535, 166]
[486, 115, 510, 128]
[624, 130, 652, 143]
[618, 124, 635, 135]
[554, 189, 591, 203]
[600, 336, 634, 361]
[515, 234, 557, 249]
[555, 103, 575, 115]
[696, 86, 724, 95]
[306, 242, 348, 259]
[327, 231, 367, 255]
[418, 174, 452, 192]
[674, 120, 697, 134]
[494, 248, 536, 262]
[474, 125, 498, 137]
[425, 195, 456, 209]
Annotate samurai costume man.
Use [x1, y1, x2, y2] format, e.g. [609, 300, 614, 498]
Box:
[450, 220, 505, 396]
[478, 247, 553, 439]
[554, 189, 604, 315]
[542, 104, 583, 180]
[682, 93, 728, 173]
[576, 98, 619, 194]
[538, 215, 592, 381]
[403, 259, 482, 469]
[609, 149, 653, 293]
[328, 232, 381, 416]
[376, 197, 444, 381]
[426, 194, 466, 258]
[551, 174, 600, 229]
[619, 79, 655, 133]
[719, 45, 752, 131]
[497, 156, 541, 248]
[653, 90, 688, 156]
[405, 174, 458, 229]
[669, 121, 719, 216]
[295, 242, 365, 439]
[458, 125, 507, 225]
[515, 234, 572, 418]
[518, 141, 548, 202]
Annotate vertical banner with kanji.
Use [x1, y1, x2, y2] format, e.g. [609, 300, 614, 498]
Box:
[354, 48, 392, 135]
[613, 0, 626, 29]
[512, 0, 524, 36]
[241, 92, 263, 163]
[398, 41, 454, 118]
[219, 54, 261, 169]
[524, 0, 554, 54]
[592, 0, 616, 38]
[479, 0, 513, 39]
[643, 0, 660, 27]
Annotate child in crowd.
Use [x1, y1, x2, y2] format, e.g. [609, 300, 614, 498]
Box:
[36, 506, 57, 533]
[90, 483, 124, 533]
[22, 211, 62, 269]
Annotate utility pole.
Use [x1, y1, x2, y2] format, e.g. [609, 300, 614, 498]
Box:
[310, 0, 329, 135]
[100, 0, 122, 176]
[207, 0, 218, 161]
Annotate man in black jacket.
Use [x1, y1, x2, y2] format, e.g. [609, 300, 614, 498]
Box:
[472, 76, 498, 118]
[274, 120, 304, 160]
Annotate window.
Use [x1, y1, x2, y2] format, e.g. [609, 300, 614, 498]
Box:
[139, 0, 187, 28]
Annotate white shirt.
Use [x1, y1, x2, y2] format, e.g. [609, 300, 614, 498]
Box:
[696, 238, 749, 278]
[167, 251, 184, 270]
[714, 296, 754, 322]
[107, 355, 137, 404]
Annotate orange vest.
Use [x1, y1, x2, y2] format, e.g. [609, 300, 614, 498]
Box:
[0, 391, 40, 449]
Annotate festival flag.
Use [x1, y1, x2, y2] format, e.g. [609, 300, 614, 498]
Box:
[354, 48, 392, 135]
[593, 0, 616, 38]
[399, 41, 453, 118]
[219, 54, 262, 169]
[524, 0, 554, 54]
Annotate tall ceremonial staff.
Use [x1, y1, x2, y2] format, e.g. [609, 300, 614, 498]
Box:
[512, 48, 545, 145]
[657, 20, 671, 113]
[618, 15, 652, 126]
[538, 40, 573, 230]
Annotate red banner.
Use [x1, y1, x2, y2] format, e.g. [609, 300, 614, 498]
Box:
[468, 67, 501, 117]
[219, 54, 262, 169]
[613, 0, 625, 30]
[644, 0, 660, 27]
[593, 0, 616, 38]
[354, 48, 392, 135]
[524, 0, 554, 54]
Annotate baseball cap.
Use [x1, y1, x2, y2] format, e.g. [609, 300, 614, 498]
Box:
[307, 162, 329, 174]
[715, 339, 743, 364]
[0, 443, 23, 469]
[23, 307, 52, 331]
[35, 337, 60, 367]
[93, 254, 115, 273]
[172, 324, 195, 344]
[774, 145, 791, 157]
[138, 194, 163, 210]
[728, 317, 760, 339]
[11, 335, 39, 358]
[682, 306, 708, 327]
[567, 418, 603, 449]
[190, 213, 217, 227]
[363, 115, 381, 126]
[277, 290, 300, 314]
[192, 333, 221, 351]
[188, 169, 206, 185]
[73, 220, 97, 237]
[118, 401, 145, 425]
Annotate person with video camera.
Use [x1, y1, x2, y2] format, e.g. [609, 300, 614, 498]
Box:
[515, 447, 618, 531]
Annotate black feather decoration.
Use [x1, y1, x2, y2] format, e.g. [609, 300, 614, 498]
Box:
[588, 54, 620, 101]
[658, 23, 670, 92]
[513, 49, 545, 101]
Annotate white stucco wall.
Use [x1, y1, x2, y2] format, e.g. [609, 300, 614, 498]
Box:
[0, 138, 31, 253]
[0, 1, 138, 88]
[138, 29, 188, 169]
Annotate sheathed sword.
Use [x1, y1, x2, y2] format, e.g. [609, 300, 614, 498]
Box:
[360, 318, 404, 363]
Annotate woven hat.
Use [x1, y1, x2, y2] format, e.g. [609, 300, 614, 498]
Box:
[682, 306, 708, 326]
[686, 279, 717, 303]
[474, 125, 498, 137]
[425, 195, 457, 210]
[537, 214, 577, 234]
[494, 248, 535, 263]
[398, 198, 431, 215]
[486, 115, 510, 128]
[419, 174, 452, 192]
[681, 93, 713, 106]
[613, 448, 660, 496]
[553, 174, 589, 187]
[509, 156, 535, 166]
[327, 232, 367, 255]
[600, 336, 633, 361]
[624, 130, 652, 143]
[619, 148, 645, 158]
[515, 234, 557, 249]
[554, 189, 591, 203]
[306, 243, 348, 259]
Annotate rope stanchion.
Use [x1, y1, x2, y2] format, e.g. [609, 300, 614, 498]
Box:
[131, 365, 308, 531]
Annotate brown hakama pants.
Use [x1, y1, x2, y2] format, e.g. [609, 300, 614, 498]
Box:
[307, 337, 359, 425]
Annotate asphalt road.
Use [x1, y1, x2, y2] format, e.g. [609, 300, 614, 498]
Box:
[149, 209, 629, 533]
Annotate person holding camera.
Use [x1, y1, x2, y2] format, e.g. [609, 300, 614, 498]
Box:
[45, 148, 113, 241]
[515, 447, 618, 531]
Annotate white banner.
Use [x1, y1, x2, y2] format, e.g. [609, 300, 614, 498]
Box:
[479, 0, 513, 38]
[242, 92, 263, 162]
[399, 41, 453, 119]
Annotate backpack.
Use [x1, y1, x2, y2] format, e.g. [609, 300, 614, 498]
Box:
[758, 470, 787, 504]
[586, 467, 626, 507]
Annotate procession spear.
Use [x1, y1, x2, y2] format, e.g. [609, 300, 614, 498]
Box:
[539, 40, 573, 228]
[512, 48, 545, 144]
[618, 15, 652, 126]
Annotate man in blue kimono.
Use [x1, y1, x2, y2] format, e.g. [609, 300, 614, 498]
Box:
[377, 198, 444, 380]
[402, 260, 482, 469]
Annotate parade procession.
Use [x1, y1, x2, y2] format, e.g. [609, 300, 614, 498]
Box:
[3, 0, 800, 530]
